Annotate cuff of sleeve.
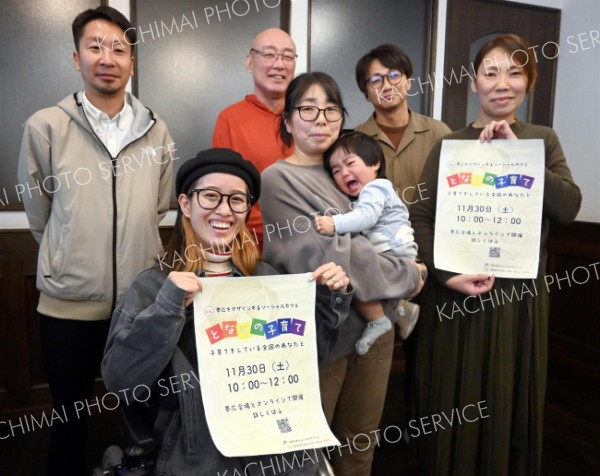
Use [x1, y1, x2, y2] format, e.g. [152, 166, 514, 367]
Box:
[317, 284, 354, 328]
[156, 277, 188, 314]
[332, 214, 345, 234]
[439, 270, 459, 285]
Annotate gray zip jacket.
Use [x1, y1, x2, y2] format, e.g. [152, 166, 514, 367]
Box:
[102, 263, 352, 475]
[18, 92, 175, 320]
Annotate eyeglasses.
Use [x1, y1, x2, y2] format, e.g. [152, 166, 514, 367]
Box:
[365, 69, 404, 88]
[249, 48, 297, 64]
[189, 189, 252, 214]
[293, 106, 345, 122]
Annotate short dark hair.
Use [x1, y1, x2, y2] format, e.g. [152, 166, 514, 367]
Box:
[72, 6, 136, 52]
[355, 44, 413, 98]
[323, 131, 386, 179]
[473, 33, 538, 92]
[279, 72, 347, 148]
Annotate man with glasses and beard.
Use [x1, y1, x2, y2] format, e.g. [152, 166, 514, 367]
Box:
[355, 44, 451, 207]
[354, 44, 451, 465]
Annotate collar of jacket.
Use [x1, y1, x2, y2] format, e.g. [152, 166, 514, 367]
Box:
[361, 109, 433, 137]
[60, 91, 157, 143]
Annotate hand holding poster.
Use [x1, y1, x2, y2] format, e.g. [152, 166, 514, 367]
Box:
[434, 139, 545, 278]
[193, 273, 339, 457]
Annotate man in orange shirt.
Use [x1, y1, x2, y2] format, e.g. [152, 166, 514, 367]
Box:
[212, 28, 297, 247]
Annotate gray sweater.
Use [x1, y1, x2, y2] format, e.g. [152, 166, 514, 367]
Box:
[261, 160, 422, 361]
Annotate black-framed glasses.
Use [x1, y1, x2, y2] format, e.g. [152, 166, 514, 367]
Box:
[189, 189, 252, 214]
[293, 106, 345, 122]
[366, 69, 404, 88]
[249, 48, 297, 63]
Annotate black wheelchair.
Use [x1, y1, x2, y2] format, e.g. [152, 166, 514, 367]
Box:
[91, 404, 156, 476]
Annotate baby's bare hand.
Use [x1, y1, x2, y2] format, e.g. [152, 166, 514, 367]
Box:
[314, 215, 336, 235]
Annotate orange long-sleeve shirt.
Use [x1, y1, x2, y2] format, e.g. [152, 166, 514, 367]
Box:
[212, 95, 293, 247]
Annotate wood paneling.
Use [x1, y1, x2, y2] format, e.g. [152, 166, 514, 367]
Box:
[0, 228, 180, 420]
[0, 230, 40, 412]
[545, 222, 600, 433]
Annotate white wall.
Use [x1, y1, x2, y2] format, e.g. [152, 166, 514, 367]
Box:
[551, 0, 600, 222]
[513, 0, 562, 8]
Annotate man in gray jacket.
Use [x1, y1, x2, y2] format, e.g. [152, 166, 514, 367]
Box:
[17, 6, 174, 475]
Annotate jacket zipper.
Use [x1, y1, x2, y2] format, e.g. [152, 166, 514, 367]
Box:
[76, 94, 157, 313]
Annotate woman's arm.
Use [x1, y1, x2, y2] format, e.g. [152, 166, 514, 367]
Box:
[261, 165, 423, 303]
[542, 129, 582, 224]
[445, 273, 495, 296]
[481, 123, 581, 224]
[102, 270, 190, 396]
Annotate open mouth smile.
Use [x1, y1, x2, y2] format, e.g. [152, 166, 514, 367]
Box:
[209, 220, 232, 230]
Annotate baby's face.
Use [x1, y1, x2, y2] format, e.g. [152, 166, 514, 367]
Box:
[329, 148, 380, 197]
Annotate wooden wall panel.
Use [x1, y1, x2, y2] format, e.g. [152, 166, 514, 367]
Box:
[0, 271, 6, 409]
[0, 231, 41, 412]
[545, 222, 600, 430]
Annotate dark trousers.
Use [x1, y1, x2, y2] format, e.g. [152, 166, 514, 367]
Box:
[40, 315, 110, 476]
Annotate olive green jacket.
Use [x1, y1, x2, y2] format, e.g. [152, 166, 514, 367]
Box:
[356, 110, 451, 206]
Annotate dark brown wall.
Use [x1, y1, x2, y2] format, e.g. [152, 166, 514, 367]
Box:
[0, 227, 173, 420]
[544, 222, 600, 434]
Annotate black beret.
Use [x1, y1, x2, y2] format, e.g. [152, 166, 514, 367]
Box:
[176, 148, 261, 204]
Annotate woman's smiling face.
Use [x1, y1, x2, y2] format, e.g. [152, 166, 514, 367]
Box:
[179, 173, 249, 250]
[471, 47, 529, 124]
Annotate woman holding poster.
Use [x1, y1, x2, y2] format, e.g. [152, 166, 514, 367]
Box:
[408, 34, 581, 476]
[102, 148, 352, 475]
[260, 72, 426, 475]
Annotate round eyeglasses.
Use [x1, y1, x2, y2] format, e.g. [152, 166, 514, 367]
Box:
[366, 69, 404, 89]
[249, 48, 297, 64]
[292, 106, 345, 122]
[189, 189, 252, 214]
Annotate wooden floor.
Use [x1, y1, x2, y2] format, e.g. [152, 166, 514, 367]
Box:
[1, 366, 598, 475]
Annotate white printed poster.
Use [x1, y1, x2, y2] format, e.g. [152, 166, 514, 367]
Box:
[434, 139, 545, 278]
[193, 273, 339, 457]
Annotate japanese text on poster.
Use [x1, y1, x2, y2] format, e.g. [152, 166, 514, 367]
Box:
[434, 139, 545, 278]
[193, 273, 339, 456]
